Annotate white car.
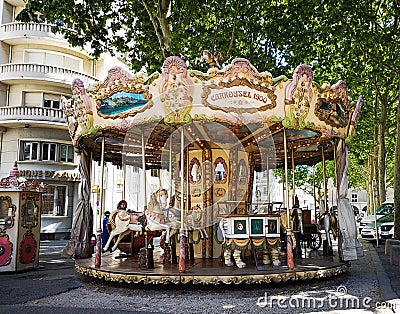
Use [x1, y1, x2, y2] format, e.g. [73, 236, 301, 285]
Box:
[379, 221, 394, 240]
[359, 203, 394, 233]
[361, 214, 394, 241]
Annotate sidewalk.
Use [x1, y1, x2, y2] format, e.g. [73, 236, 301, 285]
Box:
[2, 239, 400, 313]
[373, 240, 400, 298]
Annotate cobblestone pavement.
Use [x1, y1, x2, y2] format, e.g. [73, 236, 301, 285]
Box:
[2, 239, 400, 314]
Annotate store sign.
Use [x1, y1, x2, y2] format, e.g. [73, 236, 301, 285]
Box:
[19, 170, 81, 181]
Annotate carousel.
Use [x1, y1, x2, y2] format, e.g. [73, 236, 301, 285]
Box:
[62, 56, 362, 284]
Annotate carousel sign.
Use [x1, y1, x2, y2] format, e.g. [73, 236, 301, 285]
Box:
[202, 84, 277, 113]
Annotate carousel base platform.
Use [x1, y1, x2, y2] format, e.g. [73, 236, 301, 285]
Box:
[75, 248, 350, 285]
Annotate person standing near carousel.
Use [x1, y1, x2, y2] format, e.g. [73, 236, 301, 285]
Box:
[101, 211, 111, 248]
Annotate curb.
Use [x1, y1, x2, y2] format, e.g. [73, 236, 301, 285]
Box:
[369, 243, 398, 300]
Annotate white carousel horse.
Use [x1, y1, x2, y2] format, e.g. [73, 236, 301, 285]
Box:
[319, 210, 338, 253]
[103, 189, 179, 252]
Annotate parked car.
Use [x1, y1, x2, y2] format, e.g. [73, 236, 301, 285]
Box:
[360, 213, 394, 241]
[379, 221, 394, 240]
[359, 202, 394, 233]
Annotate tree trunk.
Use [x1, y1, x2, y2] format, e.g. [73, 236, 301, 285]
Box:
[378, 93, 388, 204]
[394, 76, 400, 240]
[367, 152, 374, 215]
[373, 124, 380, 208]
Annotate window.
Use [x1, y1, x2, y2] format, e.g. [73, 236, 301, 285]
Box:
[25, 50, 82, 71]
[24, 92, 42, 107]
[59, 145, 74, 162]
[20, 141, 74, 163]
[151, 169, 159, 177]
[45, 53, 63, 67]
[26, 51, 44, 63]
[351, 193, 358, 203]
[24, 92, 63, 109]
[65, 56, 81, 71]
[263, 186, 268, 195]
[43, 94, 60, 109]
[42, 185, 67, 216]
[23, 142, 39, 161]
[42, 143, 57, 161]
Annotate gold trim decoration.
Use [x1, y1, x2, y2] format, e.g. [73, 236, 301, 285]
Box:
[0, 196, 16, 232]
[222, 238, 251, 250]
[74, 260, 350, 285]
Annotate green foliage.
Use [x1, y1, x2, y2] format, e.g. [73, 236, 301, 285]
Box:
[19, 0, 399, 231]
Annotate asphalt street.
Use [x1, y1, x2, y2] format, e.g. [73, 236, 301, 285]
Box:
[1, 239, 400, 314]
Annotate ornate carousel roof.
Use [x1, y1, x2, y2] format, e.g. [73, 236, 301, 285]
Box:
[63, 56, 361, 169]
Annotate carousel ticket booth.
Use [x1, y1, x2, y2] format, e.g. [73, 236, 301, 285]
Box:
[0, 168, 45, 272]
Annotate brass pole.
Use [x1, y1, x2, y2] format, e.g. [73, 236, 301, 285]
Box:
[169, 137, 173, 203]
[283, 129, 290, 224]
[322, 147, 327, 212]
[291, 149, 295, 207]
[179, 126, 186, 272]
[283, 128, 294, 269]
[95, 135, 105, 267]
[142, 130, 147, 210]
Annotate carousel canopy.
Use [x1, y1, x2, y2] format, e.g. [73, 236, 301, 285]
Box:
[63, 56, 360, 170]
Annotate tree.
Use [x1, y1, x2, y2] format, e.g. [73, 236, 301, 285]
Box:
[18, 0, 290, 73]
[19, 0, 400, 237]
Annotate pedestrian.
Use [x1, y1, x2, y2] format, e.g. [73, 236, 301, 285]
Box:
[102, 211, 110, 248]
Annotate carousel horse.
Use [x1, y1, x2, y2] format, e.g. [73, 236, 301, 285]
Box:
[319, 210, 338, 253]
[103, 189, 179, 252]
[168, 194, 208, 239]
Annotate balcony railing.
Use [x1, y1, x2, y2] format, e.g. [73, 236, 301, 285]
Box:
[0, 63, 99, 87]
[0, 106, 66, 124]
[0, 22, 72, 43]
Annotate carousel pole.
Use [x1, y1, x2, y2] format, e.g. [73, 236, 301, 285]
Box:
[179, 126, 186, 272]
[283, 128, 294, 269]
[95, 134, 105, 267]
[142, 130, 147, 210]
[169, 136, 177, 264]
[291, 149, 296, 206]
[321, 146, 331, 256]
[142, 129, 153, 268]
[169, 137, 173, 205]
[313, 166, 317, 221]
[266, 153, 271, 212]
[187, 145, 194, 261]
[122, 163, 126, 201]
[322, 147, 327, 213]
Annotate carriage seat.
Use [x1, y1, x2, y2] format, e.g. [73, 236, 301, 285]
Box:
[127, 211, 145, 225]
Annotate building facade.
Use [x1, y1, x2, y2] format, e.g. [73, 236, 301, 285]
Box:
[0, 0, 113, 239]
